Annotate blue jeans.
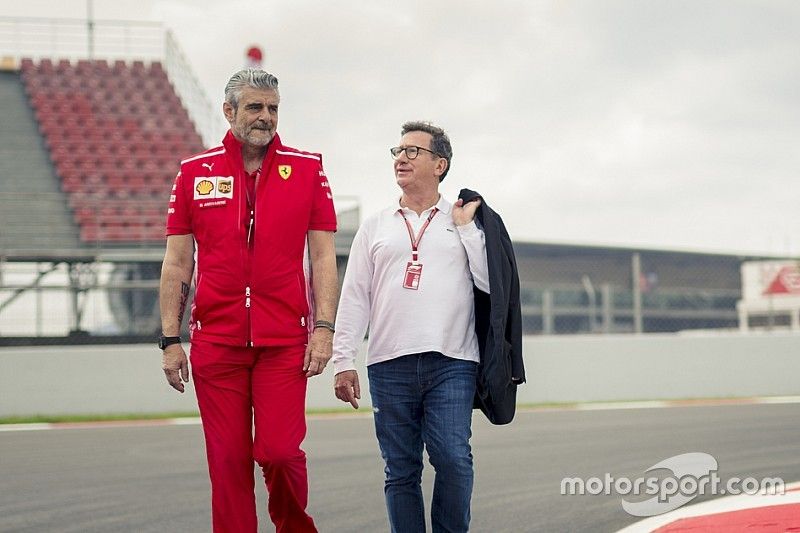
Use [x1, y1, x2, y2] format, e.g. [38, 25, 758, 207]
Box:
[368, 352, 478, 533]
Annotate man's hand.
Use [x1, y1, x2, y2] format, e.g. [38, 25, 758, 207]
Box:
[162, 344, 189, 393]
[452, 197, 481, 226]
[334, 370, 361, 409]
[304, 328, 333, 377]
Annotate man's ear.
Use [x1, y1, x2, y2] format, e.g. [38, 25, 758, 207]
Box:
[435, 158, 448, 178]
[222, 102, 235, 124]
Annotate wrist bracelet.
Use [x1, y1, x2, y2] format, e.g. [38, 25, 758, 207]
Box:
[314, 320, 336, 333]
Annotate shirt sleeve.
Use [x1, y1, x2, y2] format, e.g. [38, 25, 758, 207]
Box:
[457, 220, 491, 294]
[308, 158, 337, 232]
[332, 223, 373, 374]
[165, 170, 192, 236]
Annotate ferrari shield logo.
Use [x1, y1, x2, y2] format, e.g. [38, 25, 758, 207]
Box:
[278, 165, 292, 180]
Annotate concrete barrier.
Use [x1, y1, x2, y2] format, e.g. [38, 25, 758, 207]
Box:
[522, 332, 800, 403]
[1, 332, 799, 418]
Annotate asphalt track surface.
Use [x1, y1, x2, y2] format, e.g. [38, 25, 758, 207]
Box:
[1, 403, 799, 532]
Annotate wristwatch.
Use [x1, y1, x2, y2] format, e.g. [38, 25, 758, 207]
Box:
[158, 335, 182, 350]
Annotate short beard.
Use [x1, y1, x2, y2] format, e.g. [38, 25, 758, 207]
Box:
[245, 130, 273, 146]
[232, 123, 273, 146]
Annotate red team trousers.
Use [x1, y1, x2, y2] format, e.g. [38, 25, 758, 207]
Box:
[190, 339, 317, 533]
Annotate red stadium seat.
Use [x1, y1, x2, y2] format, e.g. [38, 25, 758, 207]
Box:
[21, 55, 206, 244]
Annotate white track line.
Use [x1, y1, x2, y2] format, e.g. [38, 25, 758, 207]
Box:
[573, 401, 670, 411]
[0, 423, 52, 432]
[523, 395, 800, 413]
[3, 396, 799, 432]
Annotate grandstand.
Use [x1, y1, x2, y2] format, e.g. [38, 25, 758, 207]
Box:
[19, 57, 203, 244]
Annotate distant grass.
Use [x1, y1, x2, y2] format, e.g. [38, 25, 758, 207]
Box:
[517, 402, 579, 410]
[0, 412, 201, 425]
[306, 407, 366, 415]
[4, 396, 789, 425]
[0, 407, 361, 425]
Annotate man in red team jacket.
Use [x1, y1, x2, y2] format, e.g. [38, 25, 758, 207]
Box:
[158, 69, 338, 533]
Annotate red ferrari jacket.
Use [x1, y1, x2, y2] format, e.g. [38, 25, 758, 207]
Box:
[166, 131, 337, 346]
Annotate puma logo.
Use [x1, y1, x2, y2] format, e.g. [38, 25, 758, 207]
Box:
[202, 162, 214, 172]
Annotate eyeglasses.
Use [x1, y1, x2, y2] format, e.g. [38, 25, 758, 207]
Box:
[389, 145, 442, 160]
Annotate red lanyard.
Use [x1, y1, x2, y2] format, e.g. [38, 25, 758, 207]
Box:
[245, 168, 261, 247]
[245, 167, 261, 210]
[398, 207, 438, 263]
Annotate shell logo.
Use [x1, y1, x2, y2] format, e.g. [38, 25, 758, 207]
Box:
[196, 179, 214, 196]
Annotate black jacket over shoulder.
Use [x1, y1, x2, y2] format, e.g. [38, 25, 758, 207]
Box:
[459, 188, 525, 425]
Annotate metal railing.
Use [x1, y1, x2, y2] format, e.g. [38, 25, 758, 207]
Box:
[521, 282, 741, 335]
[0, 16, 163, 62]
[0, 260, 162, 337]
[0, 271, 751, 340]
[163, 30, 228, 147]
[0, 15, 227, 147]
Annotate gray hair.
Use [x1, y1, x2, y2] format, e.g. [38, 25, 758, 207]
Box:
[224, 68, 279, 109]
[401, 121, 453, 181]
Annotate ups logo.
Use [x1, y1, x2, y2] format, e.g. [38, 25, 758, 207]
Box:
[217, 180, 232, 194]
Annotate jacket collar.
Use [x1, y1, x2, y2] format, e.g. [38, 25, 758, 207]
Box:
[222, 130, 283, 173]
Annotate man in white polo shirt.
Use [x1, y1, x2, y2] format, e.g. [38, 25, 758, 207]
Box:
[332, 121, 489, 533]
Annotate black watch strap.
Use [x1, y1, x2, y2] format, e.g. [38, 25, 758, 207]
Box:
[159, 335, 182, 350]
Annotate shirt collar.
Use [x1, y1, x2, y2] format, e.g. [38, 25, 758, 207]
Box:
[394, 194, 452, 216]
[434, 195, 452, 214]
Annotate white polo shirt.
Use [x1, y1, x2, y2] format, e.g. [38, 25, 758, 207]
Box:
[332, 195, 490, 374]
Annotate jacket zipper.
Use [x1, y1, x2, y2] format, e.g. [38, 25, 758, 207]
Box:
[246, 206, 255, 347]
[245, 285, 252, 347]
[244, 157, 263, 348]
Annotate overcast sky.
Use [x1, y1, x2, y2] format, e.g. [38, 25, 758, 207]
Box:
[3, 0, 799, 255]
